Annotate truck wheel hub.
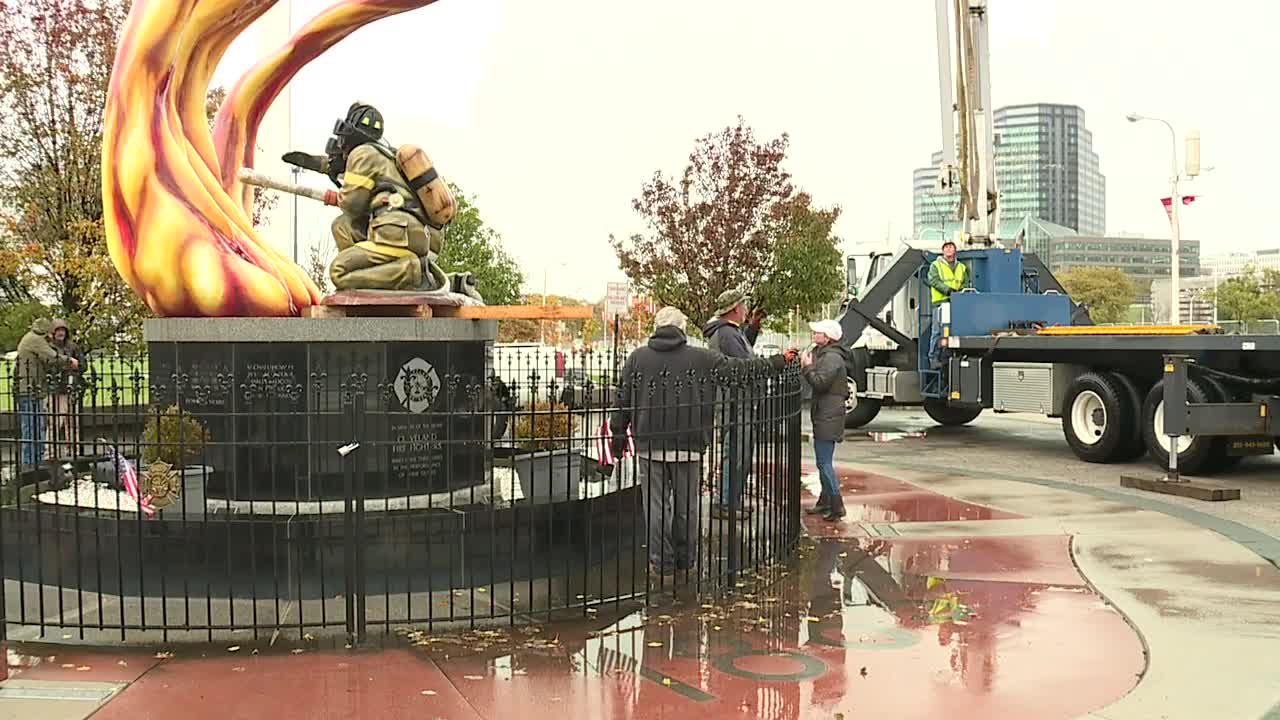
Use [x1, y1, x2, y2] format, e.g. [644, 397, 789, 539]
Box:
[1070, 390, 1107, 445]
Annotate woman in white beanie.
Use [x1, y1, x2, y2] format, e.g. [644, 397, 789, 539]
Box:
[799, 319, 850, 521]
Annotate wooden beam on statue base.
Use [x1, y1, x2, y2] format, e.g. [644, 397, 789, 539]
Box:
[303, 290, 593, 321]
[1119, 474, 1241, 502]
[302, 304, 433, 319]
[430, 305, 594, 320]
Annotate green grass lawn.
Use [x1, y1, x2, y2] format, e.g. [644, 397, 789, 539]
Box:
[0, 355, 149, 410]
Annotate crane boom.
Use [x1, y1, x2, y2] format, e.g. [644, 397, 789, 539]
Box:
[933, 0, 999, 247]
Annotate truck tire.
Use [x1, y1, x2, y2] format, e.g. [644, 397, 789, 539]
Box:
[844, 347, 882, 429]
[1110, 372, 1148, 461]
[923, 398, 982, 426]
[1141, 377, 1215, 475]
[844, 393, 882, 429]
[1061, 372, 1139, 463]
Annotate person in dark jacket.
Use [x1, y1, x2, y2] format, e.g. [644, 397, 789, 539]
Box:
[612, 306, 789, 586]
[14, 317, 77, 467]
[702, 288, 764, 358]
[702, 287, 766, 520]
[799, 319, 851, 521]
[47, 319, 86, 460]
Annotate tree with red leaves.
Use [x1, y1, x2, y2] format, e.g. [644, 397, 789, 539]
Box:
[610, 116, 842, 329]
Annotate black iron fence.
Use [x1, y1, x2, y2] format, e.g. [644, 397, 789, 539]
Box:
[0, 346, 803, 644]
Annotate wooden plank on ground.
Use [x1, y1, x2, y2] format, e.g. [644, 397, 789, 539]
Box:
[1119, 474, 1241, 502]
[430, 305, 594, 320]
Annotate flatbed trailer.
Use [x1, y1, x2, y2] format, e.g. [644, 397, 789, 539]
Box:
[940, 329, 1280, 475]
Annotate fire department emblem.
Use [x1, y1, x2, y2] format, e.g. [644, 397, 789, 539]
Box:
[394, 357, 441, 413]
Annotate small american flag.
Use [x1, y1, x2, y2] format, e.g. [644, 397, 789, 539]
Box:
[595, 417, 634, 465]
[103, 445, 155, 517]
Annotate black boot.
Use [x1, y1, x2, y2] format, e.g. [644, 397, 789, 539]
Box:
[822, 494, 847, 522]
[806, 492, 831, 515]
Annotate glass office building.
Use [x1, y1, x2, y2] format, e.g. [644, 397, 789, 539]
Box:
[913, 103, 1106, 238]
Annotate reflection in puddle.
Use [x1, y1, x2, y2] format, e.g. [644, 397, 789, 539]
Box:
[799, 469, 1021, 526]
[417, 534, 1141, 719]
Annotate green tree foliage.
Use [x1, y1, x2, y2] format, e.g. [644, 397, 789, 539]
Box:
[611, 117, 842, 327]
[0, 0, 146, 351]
[1205, 265, 1280, 323]
[0, 301, 52, 351]
[1057, 267, 1136, 324]
[750, 193, 844, 330]
[438, 183, 524, 306]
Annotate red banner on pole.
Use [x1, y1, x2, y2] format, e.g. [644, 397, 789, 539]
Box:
[1161, 195, 1197, 223]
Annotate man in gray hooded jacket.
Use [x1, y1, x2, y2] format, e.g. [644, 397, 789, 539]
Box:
[613, 306, 789, 588]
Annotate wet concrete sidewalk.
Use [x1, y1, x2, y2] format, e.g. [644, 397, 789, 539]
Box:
[4, 462, 1279, 719]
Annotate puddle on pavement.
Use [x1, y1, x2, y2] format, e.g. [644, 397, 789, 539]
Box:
[5, 534, 1144, 719]
[401, 535, 1143, 719]
[799, 469, 1021, 525]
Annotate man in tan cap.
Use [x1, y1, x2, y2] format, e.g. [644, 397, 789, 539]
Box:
[702, 287, 767, 520]
[702, 287, 765, 357]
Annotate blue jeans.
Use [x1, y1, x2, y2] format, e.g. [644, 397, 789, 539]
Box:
[928, 303, 946, 366]
[813, 439, 838, 503]
[18, 395, 45, 467]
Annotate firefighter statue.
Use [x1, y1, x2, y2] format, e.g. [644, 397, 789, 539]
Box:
[282, 102, 481, 300]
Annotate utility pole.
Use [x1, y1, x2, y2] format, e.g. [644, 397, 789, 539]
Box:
[1128, 114, 1200, 326]
[290, 166, 300, 263]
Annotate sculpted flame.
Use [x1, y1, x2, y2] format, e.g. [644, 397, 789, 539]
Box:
[102, 0, 437, 317]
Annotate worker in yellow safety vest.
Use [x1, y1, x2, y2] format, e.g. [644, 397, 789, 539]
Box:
[926, 238, 972, 369]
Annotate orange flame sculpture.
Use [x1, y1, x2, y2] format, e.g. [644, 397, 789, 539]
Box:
[102, 0, 437, 317]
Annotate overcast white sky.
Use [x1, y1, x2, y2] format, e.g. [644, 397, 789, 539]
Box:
[212, 0, 1278, 302]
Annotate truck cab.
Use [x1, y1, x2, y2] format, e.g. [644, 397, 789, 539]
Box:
[837, 243, 1081, 429]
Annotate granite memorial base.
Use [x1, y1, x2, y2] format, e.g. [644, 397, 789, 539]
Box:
[144, 317, 499, 503]
[17, 317, 635, 595]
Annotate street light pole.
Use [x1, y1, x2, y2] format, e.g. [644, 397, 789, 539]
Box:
[1212, 272, 1218, 325]
[1127, 113, 1182, 325]
[290, 166, 300, 264]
